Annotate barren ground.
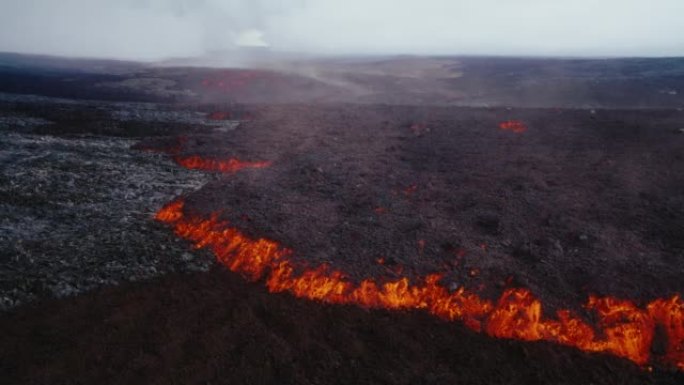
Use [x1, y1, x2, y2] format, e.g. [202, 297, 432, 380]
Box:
[1, 54, 683, 384]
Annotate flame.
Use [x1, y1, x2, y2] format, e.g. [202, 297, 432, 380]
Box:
[135, 135, 268, 173]
[156, 199, 683, 369]
[499, 120, 527, 133]
[173, 155, 272, 173]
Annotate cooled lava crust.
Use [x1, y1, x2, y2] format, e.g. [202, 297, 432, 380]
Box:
[141, 104, 684, 369]
[2, 102, 683, 384]
[171, 105, 683, 307]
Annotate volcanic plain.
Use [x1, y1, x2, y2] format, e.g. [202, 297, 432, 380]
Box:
[1, 53, 683, 384]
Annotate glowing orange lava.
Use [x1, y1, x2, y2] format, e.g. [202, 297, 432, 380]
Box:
[499, 120, 527, 133]
[156, 198, 683, 370]
[173, 155, 272, 173]
[199, 70, 282, 93]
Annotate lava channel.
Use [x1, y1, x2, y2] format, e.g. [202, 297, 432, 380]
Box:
[155, 156, 683, 371]
[499, 120, 527, 133]
[172, 155, 271, 173]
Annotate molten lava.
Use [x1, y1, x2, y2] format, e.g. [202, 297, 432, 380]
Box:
[173, 155, 272, 173]
[156, 198, 683, 370]
[499, 120, 527, 133]
[134, 134, 268, 174]
[152, 146, 683, 371]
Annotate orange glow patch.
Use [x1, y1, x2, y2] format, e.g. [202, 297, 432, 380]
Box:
[499, 120, 527, 133]
[156, 198, 684, 370]
[173, 155, 272, 173]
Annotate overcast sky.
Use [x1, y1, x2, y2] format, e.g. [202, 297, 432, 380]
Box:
[0, 0, 683, 60]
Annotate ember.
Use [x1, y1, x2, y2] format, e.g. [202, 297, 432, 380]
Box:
[404, 184, 418, 195]
[499, 120, 527, 133]
[173, 155, 271, 173]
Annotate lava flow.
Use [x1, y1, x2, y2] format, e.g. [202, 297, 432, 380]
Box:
[154, 153, 682, 371]
[134, 135, 269, 173]
[499, 120, 528, 133]
[172, 155, 271, 173]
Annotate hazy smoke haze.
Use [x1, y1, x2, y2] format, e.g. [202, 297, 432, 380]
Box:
[0, 0, 682, 60]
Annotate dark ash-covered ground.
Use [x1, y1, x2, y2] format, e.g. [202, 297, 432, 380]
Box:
[176, 105, 684, 312]
[1, 54, 683, 384]
[3, 267, 680, 385]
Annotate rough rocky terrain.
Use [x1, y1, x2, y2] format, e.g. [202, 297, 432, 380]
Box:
[0, 94, 228, 309]
[0, 54, 683, 384]
[173, 104, 684, 311]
